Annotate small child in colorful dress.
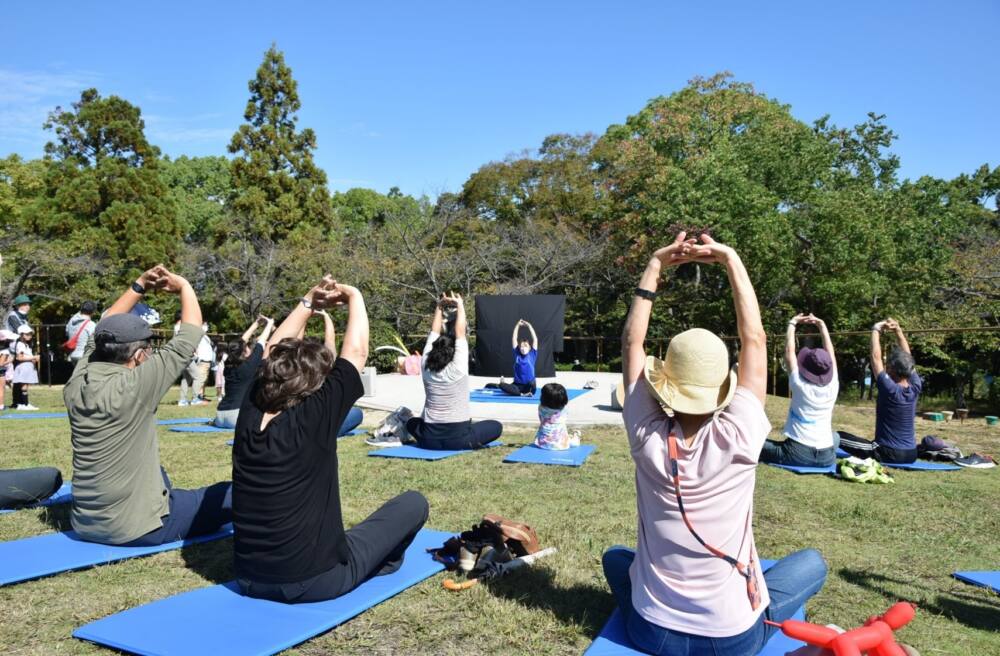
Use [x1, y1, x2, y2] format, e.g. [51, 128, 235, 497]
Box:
[534, 383, 581, 450]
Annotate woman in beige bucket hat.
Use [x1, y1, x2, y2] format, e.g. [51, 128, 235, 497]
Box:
[601, 232, 827, 655]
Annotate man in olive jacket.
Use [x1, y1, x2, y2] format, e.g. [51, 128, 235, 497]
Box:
[64, 265, 232, 546]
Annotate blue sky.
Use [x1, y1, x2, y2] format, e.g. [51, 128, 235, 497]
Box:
[2, 1, 997, 198]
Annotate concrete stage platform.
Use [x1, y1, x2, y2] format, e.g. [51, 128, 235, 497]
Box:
[357, 371, 625, 426]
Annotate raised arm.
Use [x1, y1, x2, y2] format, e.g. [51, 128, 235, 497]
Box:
[886, 318, 910, 355]
[810, 314, 837, 375]
[690, 235, 766, 404]
[785, 314, 807, 372]
[450, 293, 467, 340]
[621, 232, 696, 388]
[511, 320, 521, 348]
[429, 300, 445, 336]
[257, 317, 275, 344]
[870, 320, 886, 378]
[315, 283, 369, 373]
[240, 317, 263, 344]
[317, 310, 337, 356]
[266, 278, 332, 357]
[525, 320, 538, 348]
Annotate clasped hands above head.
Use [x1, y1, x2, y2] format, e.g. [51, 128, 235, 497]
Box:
[139, 264, 189, 294]
[307, 275, 359, 309]
[650, 231, 734, 269]
[437, 291, 463, 309]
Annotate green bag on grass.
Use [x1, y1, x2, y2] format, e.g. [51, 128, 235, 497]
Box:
[838, 457, 894, 484]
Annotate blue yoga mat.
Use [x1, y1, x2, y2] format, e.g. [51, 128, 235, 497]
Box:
[836, 448, 850, 458]
[504, 444, 595, 467]
[369, 441, 503, 461]
[469, 388, 589, 404]
[585, 560, 805, 656]
[74, 528, 452, 656]
[157, 418, 212, 426]
[0, 482, 73, 516]
[765, 462, 837, 475]
[0, 524, 234, 587]
[953, 571, 1000, 594]
[884, 460, 961, 471]
[0, 412, 67, 420]
[168, 424, 232, 434]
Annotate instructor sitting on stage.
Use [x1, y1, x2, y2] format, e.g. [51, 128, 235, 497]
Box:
[500, 319, 538, 397]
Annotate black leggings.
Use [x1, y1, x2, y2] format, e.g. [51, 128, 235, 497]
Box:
[0, 467, 63, 509]
[239, 490, 429, 603]
[12, 383, 29, 407]
[405, 418, 503, 450]
[499, 381, 535, 396]
[837, 432, 917, 464]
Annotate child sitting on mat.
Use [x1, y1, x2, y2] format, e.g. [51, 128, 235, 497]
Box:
[534, 383, 581, 450]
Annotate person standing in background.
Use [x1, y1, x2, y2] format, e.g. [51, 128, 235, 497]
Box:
[176, 317, 214, 406]
[4, 295, 31, 335]
[12, 325, 40, 410]
[66, 301, 98, 362]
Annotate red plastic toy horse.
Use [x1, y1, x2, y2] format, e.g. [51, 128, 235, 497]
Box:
[764, 601, 916, 656]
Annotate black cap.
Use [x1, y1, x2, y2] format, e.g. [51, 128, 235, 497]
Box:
[94, 314, 154, 343]
[81, 301, 97, 314]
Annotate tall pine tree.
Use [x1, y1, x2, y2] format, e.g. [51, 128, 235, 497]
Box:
[227, 45, 333, 240]
[21, 88, 177, 309]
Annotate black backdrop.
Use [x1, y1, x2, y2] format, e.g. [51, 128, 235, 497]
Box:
[473, 295, 565, 377]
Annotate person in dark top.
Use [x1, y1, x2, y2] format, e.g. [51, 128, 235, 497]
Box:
[839, 318, 922, 464]
[232, 277, 428, 603]
[499, 319, 538, 397]
[213, 316, 275, 428]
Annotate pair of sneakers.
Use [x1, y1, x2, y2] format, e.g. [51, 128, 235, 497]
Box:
[15, 404, 39, 411]
[365, 407, 415, 447]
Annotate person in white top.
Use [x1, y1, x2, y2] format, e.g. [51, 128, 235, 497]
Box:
[176, 319, 214, 406]
[760, 313, 839, 468]
[402, 293, 503, 450]
[12, 325, 41, 410]
[603, 232, 827, 656]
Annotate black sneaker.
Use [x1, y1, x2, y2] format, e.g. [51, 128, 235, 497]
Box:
[954, 453, 996, 469]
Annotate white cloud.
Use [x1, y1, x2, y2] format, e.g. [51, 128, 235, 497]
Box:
[344, 121, 382, 139]
[0, 68, 99, 147]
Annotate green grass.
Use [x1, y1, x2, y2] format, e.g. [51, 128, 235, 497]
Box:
[1, 387, 998, 655]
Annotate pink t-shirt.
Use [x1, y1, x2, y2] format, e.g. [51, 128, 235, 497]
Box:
[622, 382, 771, 637]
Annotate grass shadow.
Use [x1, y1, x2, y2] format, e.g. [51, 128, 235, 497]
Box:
[839, 567, 1000, 633]
[482, 564, 612, 636]
[37, 503, 72, 531]
[180, 537, 234, 585]
[36, 500, 233, 585]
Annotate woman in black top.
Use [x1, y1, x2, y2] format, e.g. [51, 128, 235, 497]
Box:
[232, 278, 429, 603]
[213, 316, 274, 428]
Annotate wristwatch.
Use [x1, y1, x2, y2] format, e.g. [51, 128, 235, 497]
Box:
[131, 281, 146, 295]
[634, 287, 656, 301]
[301, 297, 313, 309]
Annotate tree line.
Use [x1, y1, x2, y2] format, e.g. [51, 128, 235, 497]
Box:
[1, 47, 997, 404]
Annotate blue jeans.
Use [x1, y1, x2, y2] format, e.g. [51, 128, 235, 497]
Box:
[759, 433, 840, 467]
[215, 406, 363, 435]
[122, 468, 232, 547]
[338, 407, 364, 436]
[602, 547, 827, 656]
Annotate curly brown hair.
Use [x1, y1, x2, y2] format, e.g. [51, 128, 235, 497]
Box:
[255, 338, 335, 412]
